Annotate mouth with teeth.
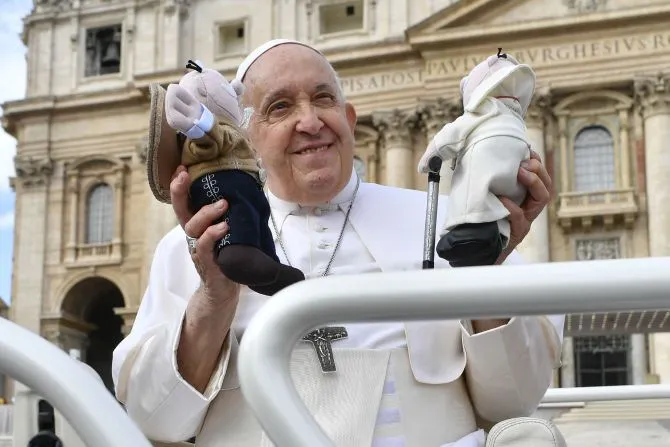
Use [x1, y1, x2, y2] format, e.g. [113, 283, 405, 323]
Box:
[295, 144, 331, 155]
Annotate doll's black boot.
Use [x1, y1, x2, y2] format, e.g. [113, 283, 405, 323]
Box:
[217, 245, 305, 296]
[436, 222, 505, 267]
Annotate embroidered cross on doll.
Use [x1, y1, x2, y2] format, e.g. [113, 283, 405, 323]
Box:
[145, 60, 305, 295]
[418, 48, 536, 267]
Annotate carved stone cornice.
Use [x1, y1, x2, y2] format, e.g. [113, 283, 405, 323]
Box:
[13, 155, 54, 188]
[526, 90, 553, 129]
[164, 0, 191, 15]
[372, 109, 418, 148]
[563, 0, 608, 13]
[417, 97, 463, 138]
[634, 72, 670, 119]
[33, 0, 74, 14]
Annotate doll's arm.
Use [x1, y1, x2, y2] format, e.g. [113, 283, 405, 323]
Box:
[418, 99, 500, 173]
[166, 84, 220, 162]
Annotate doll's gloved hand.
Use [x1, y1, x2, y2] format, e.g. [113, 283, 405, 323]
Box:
[417, 122, 458, 174]
[165, 83, 215, 139]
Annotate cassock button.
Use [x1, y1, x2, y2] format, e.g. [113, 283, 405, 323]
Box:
[313, 208, 323, 216]
[316, 225, 327, 232]
[317, 241, 329, 249]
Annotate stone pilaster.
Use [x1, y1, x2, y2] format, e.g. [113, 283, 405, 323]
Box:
[559, 336, 575, 387]
[517, 91, 552, 263]
[11, 156, 53, 334]
[417, 97, 463, 194]
[634, 72, 670, 384]
[372, 109, 418, 189]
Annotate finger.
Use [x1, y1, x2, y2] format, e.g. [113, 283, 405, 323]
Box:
[529, 149, 542, 164]
[499, 196, 530, 240]
[518, 167, 550, 213]
[170, 168, 194, 228]
[192, 220, 229, 270]
[183, 199, 228, 238]
[522, 158, 554, 199]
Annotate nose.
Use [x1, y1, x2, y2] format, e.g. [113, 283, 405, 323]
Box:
[295, 104, 324, 135]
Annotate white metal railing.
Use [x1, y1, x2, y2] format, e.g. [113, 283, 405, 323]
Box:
[543, 384, 670, 403]
[0, 317, 152, 447]
[237, 257, 670, 447]
[0, 257, 668, 446]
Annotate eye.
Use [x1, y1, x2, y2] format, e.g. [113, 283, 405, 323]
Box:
[268, 101, 289, 113]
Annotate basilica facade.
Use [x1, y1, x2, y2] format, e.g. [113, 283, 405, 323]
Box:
[3, 0, 670, 397]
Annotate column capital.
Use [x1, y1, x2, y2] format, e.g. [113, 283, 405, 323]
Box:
[417, 97, 463, 138]
[634, 72, 670, 119]
[526, 89, 553, 129]
[13, 155, 54, 189]
[372, 109, 418, 148]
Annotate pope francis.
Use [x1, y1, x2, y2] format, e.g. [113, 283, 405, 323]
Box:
[112, 40, 566, 447]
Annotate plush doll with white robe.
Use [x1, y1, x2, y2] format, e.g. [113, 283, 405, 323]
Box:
[418, 49, 535, 267]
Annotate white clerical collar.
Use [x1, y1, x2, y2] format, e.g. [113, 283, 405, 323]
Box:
[267, 167, 360, 227]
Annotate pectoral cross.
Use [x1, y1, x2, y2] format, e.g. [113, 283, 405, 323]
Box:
[302, 327, 348, 373]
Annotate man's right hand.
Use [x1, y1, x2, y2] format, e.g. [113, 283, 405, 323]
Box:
[170, 165, 240, 393]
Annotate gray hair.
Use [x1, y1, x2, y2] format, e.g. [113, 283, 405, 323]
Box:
[240, 63, 346, 130]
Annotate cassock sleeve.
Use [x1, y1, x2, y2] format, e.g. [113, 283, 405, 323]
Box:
[459, 250, 565, 424]
[111, 228, 234, 443]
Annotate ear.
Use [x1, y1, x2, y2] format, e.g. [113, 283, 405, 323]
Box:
[345, 101, 357, 132]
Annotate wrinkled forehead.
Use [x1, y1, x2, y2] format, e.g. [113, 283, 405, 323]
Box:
[243, 44, 339, 103]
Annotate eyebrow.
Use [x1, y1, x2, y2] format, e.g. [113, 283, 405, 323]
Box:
[260, 83, 336, 110]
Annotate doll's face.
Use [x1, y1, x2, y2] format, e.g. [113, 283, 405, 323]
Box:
[241, 44, 358, 206]
[180, 69, 243, 124]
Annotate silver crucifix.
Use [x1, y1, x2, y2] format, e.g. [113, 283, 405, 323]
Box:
[302, 326, 348, 373]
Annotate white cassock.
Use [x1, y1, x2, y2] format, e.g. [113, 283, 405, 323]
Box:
[112, 168, 564, 447]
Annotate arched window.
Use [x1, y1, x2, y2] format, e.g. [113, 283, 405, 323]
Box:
[353, 156, 367, 181]
[86, 184, 114, 244]
[573, 125, 616, 192]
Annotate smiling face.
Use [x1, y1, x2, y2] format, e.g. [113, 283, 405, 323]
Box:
[241, 44, 357, 205]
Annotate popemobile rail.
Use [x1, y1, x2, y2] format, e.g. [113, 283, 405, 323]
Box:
[0, 257, 669, 446]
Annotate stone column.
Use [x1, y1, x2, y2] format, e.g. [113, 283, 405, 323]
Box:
[11, 156, 53, 334]
[373, 109, 417, 188]
[630, 334, 647, 385]
[418, 97, 463, 194]
[517, 91, 552, 263]
[560, 336, 575, 387]
[635, 73, 670, 384]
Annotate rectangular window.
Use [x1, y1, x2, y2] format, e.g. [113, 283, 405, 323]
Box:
[319, 0, 364, 35]
[216, 21, 247, 57]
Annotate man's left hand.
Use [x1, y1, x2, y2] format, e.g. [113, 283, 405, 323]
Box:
[496, 149, 554, 264]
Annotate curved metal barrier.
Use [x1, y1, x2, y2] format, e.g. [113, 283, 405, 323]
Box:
[543, 384, 670, 403]
[0, 317, 152, 447]
[238, 257, 670, 447]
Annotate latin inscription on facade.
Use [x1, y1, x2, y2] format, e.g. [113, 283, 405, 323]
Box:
[340, 31, 670, 96]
